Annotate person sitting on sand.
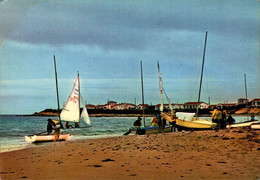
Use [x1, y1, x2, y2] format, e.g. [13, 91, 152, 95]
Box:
[134, 116, 142, 134]
[134, 117, 142, 127]
[150, 115, 158, 127]
[251, 115, 255, 121]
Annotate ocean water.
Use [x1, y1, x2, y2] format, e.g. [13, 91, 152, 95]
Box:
[0, 115, 138, 152]
[0, 115, 259, 152]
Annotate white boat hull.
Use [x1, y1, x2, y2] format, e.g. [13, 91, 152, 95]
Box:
[250, 123, 260, 130]
[226, 120, 258, 128]
[25, 133, 70, 143]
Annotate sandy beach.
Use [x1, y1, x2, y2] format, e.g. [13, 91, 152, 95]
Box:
[0, 128, 260, 180]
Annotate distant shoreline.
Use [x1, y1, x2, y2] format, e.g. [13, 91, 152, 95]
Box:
[2, 107, 258, 117]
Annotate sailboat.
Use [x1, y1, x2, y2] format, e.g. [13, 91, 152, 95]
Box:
[25, 56, 70, 143]
[161, 32, 217, 130]
[60, 73, 91, 128]
[125, 61, 172, 135]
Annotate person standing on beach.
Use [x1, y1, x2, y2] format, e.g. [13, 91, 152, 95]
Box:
[53, 121, 61, 141]
[212, 108, 221, 129]
[150, 114, 158, 127]
[47, 119, 60, 141]
[220, 110, 228, 129]
[156, 113, 162, 133]
[47, 119, 55, 134]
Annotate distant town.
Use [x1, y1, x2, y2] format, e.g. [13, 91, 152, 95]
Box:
[87, 98, 260, 111]
[34, 98, 260, 116]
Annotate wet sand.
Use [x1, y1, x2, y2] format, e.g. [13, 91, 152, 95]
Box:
[1, 128, 260, 180]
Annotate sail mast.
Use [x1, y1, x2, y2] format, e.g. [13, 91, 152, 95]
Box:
[244, 74, 248, 101]
[157, 61, 164, 112]
[196, 31, 208, 119]
[78, 72, 81, 125]
[53, 55, 62, 125]
[140, 61, 145, 127]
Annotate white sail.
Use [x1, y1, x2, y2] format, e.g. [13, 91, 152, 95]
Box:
[158, 63, 164, 112]
[60, 76, 80, 122]
[80, 95, 91, 125]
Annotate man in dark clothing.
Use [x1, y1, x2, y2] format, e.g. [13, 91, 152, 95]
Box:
[133, 116, 142, 135]
[156, 113, 162, 133]
[47, 119, 55, 134]
[226, 114, 235, 125]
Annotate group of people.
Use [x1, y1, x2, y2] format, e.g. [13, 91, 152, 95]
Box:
[211, 108, 235, 129]
[133, 111, 176, 134]
[133, 108, 239, 134]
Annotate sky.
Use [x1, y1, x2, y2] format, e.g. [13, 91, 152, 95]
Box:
[0, 0, 259, 114]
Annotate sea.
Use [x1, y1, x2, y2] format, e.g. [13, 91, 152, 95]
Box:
[0, 115, 259, 153]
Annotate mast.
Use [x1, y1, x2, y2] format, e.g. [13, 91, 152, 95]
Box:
[244, 74, 248, 101]
[196, 31, 208, 118]
[140, 61, 145, 127]
[53, 55, 62, 125]
[157, 61, 164, 112]
[78, 72, 81, 125]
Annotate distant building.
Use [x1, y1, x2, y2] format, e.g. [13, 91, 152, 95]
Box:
[183, 102, 209, 109]
[237, 98, 249, 105]
[95, 104, 107, 110]
[250, 98, 260, 107]
[137, 104, 150, 110]
[113, 103, 136, 110]
[155, 104, 182, 110]
[86, 104, 96, 110]
[216, 103, 237, 109]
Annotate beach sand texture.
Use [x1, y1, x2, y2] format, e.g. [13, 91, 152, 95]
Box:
[1, 128, 260, 180]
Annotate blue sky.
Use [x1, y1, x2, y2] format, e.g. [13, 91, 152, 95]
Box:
[0, 0, 259, 114]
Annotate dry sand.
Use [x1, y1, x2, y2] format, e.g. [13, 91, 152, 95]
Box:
[1, 128, 260, 180]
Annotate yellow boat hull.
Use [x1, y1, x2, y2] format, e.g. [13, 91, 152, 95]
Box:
[162, 113, 216, 130]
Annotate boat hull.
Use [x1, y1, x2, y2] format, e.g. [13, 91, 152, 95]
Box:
[162, 113, 216, 130]
[176, 118, 217, 130]
[251, 123, 260, 130]
[25, 133, 70, 143]
[226, 120, 258, 128]
[131, 125, 173, 135]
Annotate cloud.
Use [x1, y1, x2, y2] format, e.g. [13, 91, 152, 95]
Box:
[1, 0, 258, 51]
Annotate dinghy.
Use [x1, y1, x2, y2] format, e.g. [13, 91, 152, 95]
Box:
[226, 120, 258, 128]
[25, 56, 70, 143]
[25, 133, 70, 143]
